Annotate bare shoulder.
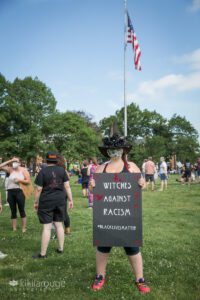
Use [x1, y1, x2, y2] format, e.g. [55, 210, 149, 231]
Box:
[21, 167, 30, 178]
[128, 162, 141, 173]
[95, 161, 109, 173]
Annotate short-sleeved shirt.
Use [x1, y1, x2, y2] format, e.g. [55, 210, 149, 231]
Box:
[185, 162, 191, 171]
[160, 161, 167, 174]
[81, 167, 89, 184]
[35, 165, 69, 204]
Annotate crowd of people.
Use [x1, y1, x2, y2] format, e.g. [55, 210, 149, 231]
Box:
[0, 134, 200, 294]
[141, 156, 200, 191]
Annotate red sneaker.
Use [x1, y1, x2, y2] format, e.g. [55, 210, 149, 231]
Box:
[92, 275, 105, 291]
[135, 278, 150, 294]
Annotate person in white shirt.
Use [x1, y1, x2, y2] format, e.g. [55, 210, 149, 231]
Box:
[159, 157, 168, 191]
[0, 157, 30, 232]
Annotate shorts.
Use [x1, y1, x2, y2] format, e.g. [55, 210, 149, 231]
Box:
[145, 174, 154, 182]
[197, 170, 200, 176]
[97, 246, 140, 256]
[160, 173, 167, 180]
[38, 201, 66, 224]
[184, 170, 191, 178]
[82, 182, 89, 189]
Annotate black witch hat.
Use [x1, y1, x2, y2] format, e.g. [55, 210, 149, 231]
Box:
[98, 122, 132, 158]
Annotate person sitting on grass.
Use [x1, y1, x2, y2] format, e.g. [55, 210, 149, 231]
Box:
[90, 133, 150, 294]
[33, 152, 73, 259]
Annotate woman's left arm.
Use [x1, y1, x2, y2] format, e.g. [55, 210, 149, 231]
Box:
[15, 168, 31, 185]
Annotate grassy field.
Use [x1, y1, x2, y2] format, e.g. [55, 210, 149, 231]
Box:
[0, 175, 199, 300]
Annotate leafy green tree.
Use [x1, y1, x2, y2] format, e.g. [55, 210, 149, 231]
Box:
[168, 114, 199, 161]
[43, 111, 100, 161]
[99, 103, 200, 164]
[75, 110, 100, 132]
[1, 72, 199, 165]
[99, 115, 121, 136]
[0, 75, 57, 159]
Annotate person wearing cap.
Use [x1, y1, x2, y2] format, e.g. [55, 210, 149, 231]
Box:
[90, 133, 150, 294]
[33, 152, 73, 259]
[0, 157, 30, 232]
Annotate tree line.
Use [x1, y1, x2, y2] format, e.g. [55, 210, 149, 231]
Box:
[0, 74, 199, 165]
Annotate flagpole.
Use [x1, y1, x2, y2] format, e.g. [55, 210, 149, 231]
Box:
[124, 0, 127, 137]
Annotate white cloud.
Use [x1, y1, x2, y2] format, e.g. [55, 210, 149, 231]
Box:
[138, 74, 182, 96]
[188, 0, 200, 12]
[177, 71, 200, 91]
[135, 49, 200, 97]
[137, 71, 200, 97]
[172, 48, 200, 71]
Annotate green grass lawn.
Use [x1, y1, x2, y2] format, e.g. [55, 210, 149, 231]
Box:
[0, 175, 199, 300]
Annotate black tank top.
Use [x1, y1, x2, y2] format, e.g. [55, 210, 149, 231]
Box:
[103, 162, 130, 173]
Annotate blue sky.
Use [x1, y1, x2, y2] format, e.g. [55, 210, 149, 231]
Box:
[0, 0, 200, 139]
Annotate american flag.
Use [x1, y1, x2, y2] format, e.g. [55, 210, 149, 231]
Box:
[127, 12, 141, 71]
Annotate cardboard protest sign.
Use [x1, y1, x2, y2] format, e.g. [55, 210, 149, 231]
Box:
[93, 173, 142, 247]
